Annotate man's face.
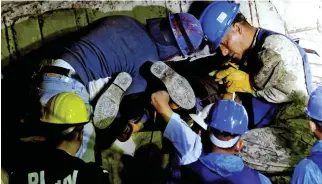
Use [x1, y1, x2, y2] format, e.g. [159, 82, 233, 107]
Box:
[309, 120, 322, 139]
[218, 24, 245, 60]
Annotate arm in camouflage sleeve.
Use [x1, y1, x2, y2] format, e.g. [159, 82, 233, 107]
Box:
[254, 35, 308, 103]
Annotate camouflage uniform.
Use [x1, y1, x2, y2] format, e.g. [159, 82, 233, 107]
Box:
[238, 29, 316, 182]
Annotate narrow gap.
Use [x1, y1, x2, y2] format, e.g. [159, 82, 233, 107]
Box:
[37, 14, 45, 44]
[270, 0, 288, 33]
[85, 9, 91, 25]
[10, 19, 20, 59]
[253, 0, 260, 27]
[3, 16, 13, 61]
[248, 0, 254, 25]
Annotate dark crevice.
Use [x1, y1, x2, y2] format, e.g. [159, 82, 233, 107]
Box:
[10, 20, 20, 60]
[254, 0, 260, 27]
[270, 1, 288, 33]
[85, 9, 91, 25]
[37, 14, 45, 44]
[248, 0, 254, 24]
[2, 16, 13, 61]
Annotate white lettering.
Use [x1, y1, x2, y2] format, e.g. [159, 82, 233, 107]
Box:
[27, 170, 78, 184]
[62, 170, 78, 184]
[40, 171, 45, 184]
[72, 170, 78, 184]
[28, 172, 38, 184]
[63, 175, 71, 184]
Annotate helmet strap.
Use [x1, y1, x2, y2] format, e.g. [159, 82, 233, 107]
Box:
[210, 133, 240, 148]
[60, 126, 76, 136]
[173, 14, 195, 54]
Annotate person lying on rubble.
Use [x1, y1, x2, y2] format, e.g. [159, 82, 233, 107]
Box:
[11, 92, 111, 184]
[291, 87, 322, 184]
[150, 90, 271, 184]
[31, 13, 204, 161]
[198, 0, 315, 178]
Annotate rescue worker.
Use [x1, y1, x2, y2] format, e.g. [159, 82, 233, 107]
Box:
[199, 1, 315, 176]
[35, 13, 204, 160]
[11, 92, 110, 184]
[150, 91, 271, 184]
[291, 86, 322, 184]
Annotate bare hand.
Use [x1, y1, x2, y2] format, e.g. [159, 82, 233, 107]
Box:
[151, 91, 173, 123]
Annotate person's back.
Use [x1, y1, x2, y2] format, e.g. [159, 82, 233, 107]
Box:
[33, 13, 204, 163]
[11, 92, 110, 184]
[11, 146, 109, 184]
[61, 15, 159, 91]
[179, 153, 261, 184]
[291, 87, 322, 184]
[150, 92, 271, 184]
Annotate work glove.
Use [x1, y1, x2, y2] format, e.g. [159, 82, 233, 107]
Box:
[215, 67, 255, 94]
[209, 61, 239, 77]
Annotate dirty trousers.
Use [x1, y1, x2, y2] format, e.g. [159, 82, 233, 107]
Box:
[240, 99, 317, 174]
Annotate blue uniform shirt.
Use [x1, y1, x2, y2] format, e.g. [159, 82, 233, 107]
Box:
[164, 113, 271, 183]
[164, 113, 202, 167]
[292, 140, 322, 184]
[61, 16, 160, 95]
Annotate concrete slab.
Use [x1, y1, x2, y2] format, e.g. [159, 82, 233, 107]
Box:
[40, 9, 78, 43]
[237, 1, 252, 24]
[282, 1, 321, 33]
[74, 9, 88, 29]
[1, 24, 16, 68]
[1, 28, 10, 66]
[248, 1, 260, 27]
[86, 8, 135, 24]
[180, 1, 193, 13]
[12, 16, 42, 57]
[133, 4, 167, 23]
[255, 0, 285, 34]
[164, 0, 181, 13]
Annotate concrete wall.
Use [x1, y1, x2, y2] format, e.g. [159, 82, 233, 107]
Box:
[2, 0, 322, 68]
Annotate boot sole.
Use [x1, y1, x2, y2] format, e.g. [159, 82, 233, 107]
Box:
[150, 61, 195, 110]
[93, 72, 132, 129]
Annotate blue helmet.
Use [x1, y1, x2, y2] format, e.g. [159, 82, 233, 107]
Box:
[169, 13, 204, 56]
[199, 1, 240, 51]
[305, 86, 322, 121]
[207, 100, 248, 135]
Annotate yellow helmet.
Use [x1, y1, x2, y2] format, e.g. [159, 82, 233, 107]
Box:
[40, 92, 89, 124]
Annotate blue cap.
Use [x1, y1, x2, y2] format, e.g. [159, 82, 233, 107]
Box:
[207, 100, 248, 135]
[305, 86, 322, 121]
[199, 1, 240, 51]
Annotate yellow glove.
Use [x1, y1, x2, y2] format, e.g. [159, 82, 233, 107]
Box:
[215, 67, 238, 82]
[225, 70, 254, 93]
[224, 61, 239, 70]
[209, 62, 239, 77]
[209, 70, 218, 77]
